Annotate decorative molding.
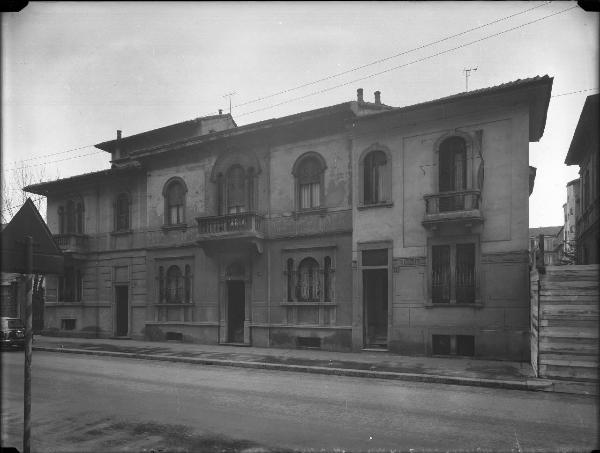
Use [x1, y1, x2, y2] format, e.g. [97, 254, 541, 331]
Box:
[481, 251, 529, 264]
[393, 256, 426, 272]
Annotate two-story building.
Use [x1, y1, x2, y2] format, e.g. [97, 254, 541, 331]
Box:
[26, 75, 553, 360]
[565, 93, 599, 264]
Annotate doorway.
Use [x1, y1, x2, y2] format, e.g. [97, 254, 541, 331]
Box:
[227, 281, 245, 343]
[115, 285, 129, 337]
[363, 269, 388, 348]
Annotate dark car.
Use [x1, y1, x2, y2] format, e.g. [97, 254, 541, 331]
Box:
[1, 317, 26, 349]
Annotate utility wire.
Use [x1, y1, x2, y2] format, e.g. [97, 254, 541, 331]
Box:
[551, 88, 598, 98]
[229, 1, 554, 111]
[5, 150, 105, 171]
[1, 4, 582, 171]
[0, 2, 562, 169]
[235, 4, 579, 118]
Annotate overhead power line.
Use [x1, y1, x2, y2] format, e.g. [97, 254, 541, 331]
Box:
[5, 150, 105, 172]
[235, 4, 578, 118]
[229, 1, 553, 112]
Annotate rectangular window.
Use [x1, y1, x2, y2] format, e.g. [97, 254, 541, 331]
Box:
[432, 246, 451, 303]
[431, 242, 476, 304]
[432, 335, 451, 355]
[300, 183, 320, 209]
[457, 335, 475, 356]
[455, 244, 475, 304]
[362, 249, 388, 266]
[61, 319, 76, 330]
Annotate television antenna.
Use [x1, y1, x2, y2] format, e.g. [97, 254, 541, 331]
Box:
[463, 67, 478, 92]
[223, 91, 237, 115]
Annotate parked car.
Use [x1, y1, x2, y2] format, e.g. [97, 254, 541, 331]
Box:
[0, 317, 25, 349]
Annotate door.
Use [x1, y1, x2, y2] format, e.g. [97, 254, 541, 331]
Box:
[227, 281, 245, 343]
[115, 285, 129, 337]
[363, 269, 388, 348]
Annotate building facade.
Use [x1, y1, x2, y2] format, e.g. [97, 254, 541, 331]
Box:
[565, 94, 599, 264]
[529, 226, 563, 266]
[26, 76, 553, 360]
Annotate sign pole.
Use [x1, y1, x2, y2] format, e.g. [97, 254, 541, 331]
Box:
[23, 235, 33, 453]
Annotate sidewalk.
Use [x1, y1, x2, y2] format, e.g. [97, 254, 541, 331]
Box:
[31, 335, 595, 395]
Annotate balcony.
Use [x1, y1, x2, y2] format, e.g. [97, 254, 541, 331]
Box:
[196, 212, 265, 250]
[53, 233, 89, 254]
[422, 190, 483, 229]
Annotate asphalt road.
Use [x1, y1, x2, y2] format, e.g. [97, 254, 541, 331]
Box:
[1, 350, 598, 452]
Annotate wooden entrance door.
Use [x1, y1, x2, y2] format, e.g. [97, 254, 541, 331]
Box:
[363, 269, 388, 348]
[115, 285, 129, 337]
[227, 281, 245, 343]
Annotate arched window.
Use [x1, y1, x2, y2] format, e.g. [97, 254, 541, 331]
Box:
[324, 256, 332, 302]
[58, 207, 65, 234]
[115, 193, 130, 231]
[363, 150, 388, 204]
[293, 154, 325, 211]
[439, 137, 467, 211]
[184, 265, 192, 303]
[296, 257, 320, 302]
[76, 203, 84, 233]
[166, 265, 183, 303]
[58, 198, 84, 234]
[227, 165, 246, 214]
[66, 201, 75, 233]
[164, 179, 186, 225]
[158, 266, 165, 303]
[286, 258, 294, 302]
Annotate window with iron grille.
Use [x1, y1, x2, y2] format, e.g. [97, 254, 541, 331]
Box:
[431, 242, 476, 304]
[157, 264, 192, 303]
[115, 193, 130, 231]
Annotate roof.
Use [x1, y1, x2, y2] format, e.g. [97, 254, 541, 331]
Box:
[24, 165, 141, 196]
[566, 177, 580, 187]
[95, 113, 238, 153]
[529, 226, 563, 238]
[565, 93, 599, 165]
[354, 76, 553, 142]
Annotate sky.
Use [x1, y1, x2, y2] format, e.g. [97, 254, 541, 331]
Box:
[1, 1, 598, 227]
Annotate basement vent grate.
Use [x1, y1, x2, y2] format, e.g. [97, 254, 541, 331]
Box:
[296, 337, 321, 349]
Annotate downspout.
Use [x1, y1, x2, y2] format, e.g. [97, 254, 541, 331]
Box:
[266, 144, 272, 347]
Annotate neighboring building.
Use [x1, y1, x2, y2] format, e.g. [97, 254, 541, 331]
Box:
[529, 226, 563, 266]
[1, 273, 22, 318]
[565, 93, 599, 264]
[25, 75, 553, 361]
[562, 178, 580, 263]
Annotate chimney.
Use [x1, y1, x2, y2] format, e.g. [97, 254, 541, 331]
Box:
[218, 109, 223, 116]
[117, 130, 122, 140]
[357, 88, 364, 103]
[374, 91, 381, 105]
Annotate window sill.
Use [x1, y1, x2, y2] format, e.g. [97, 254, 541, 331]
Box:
[154, 302, 194, 306]
[110, 229, 133, 236]
[425, 301, 483, 308]
[293, 207, 327, 218]
[161, 223, 188, 232]
[357, 202, 393, 210]
[281, 301, 336, 306]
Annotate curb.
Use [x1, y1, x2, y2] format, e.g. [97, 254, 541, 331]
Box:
[33, 346, 553, 393]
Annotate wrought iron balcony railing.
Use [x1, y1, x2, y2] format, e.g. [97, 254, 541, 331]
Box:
[423, 190, 483, 228]
[53, 233, 89, 253]
[196, 212, 264, 236]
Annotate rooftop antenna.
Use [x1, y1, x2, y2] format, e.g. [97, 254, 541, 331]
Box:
[464, 67, 478, 92]
[223, 91, 237, 115]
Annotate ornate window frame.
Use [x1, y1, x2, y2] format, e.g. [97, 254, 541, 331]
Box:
[291, 151, 327, 213]
[358, 143, 393, 209]
[162, 177, 188, 227]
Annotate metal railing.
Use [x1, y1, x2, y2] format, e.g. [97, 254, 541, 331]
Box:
[197, 212, 264, 235]
[53, 234, 88, 251]
[424, 190, 481, 214]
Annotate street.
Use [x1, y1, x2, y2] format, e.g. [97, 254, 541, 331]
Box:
[1, 350, 598, 452]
